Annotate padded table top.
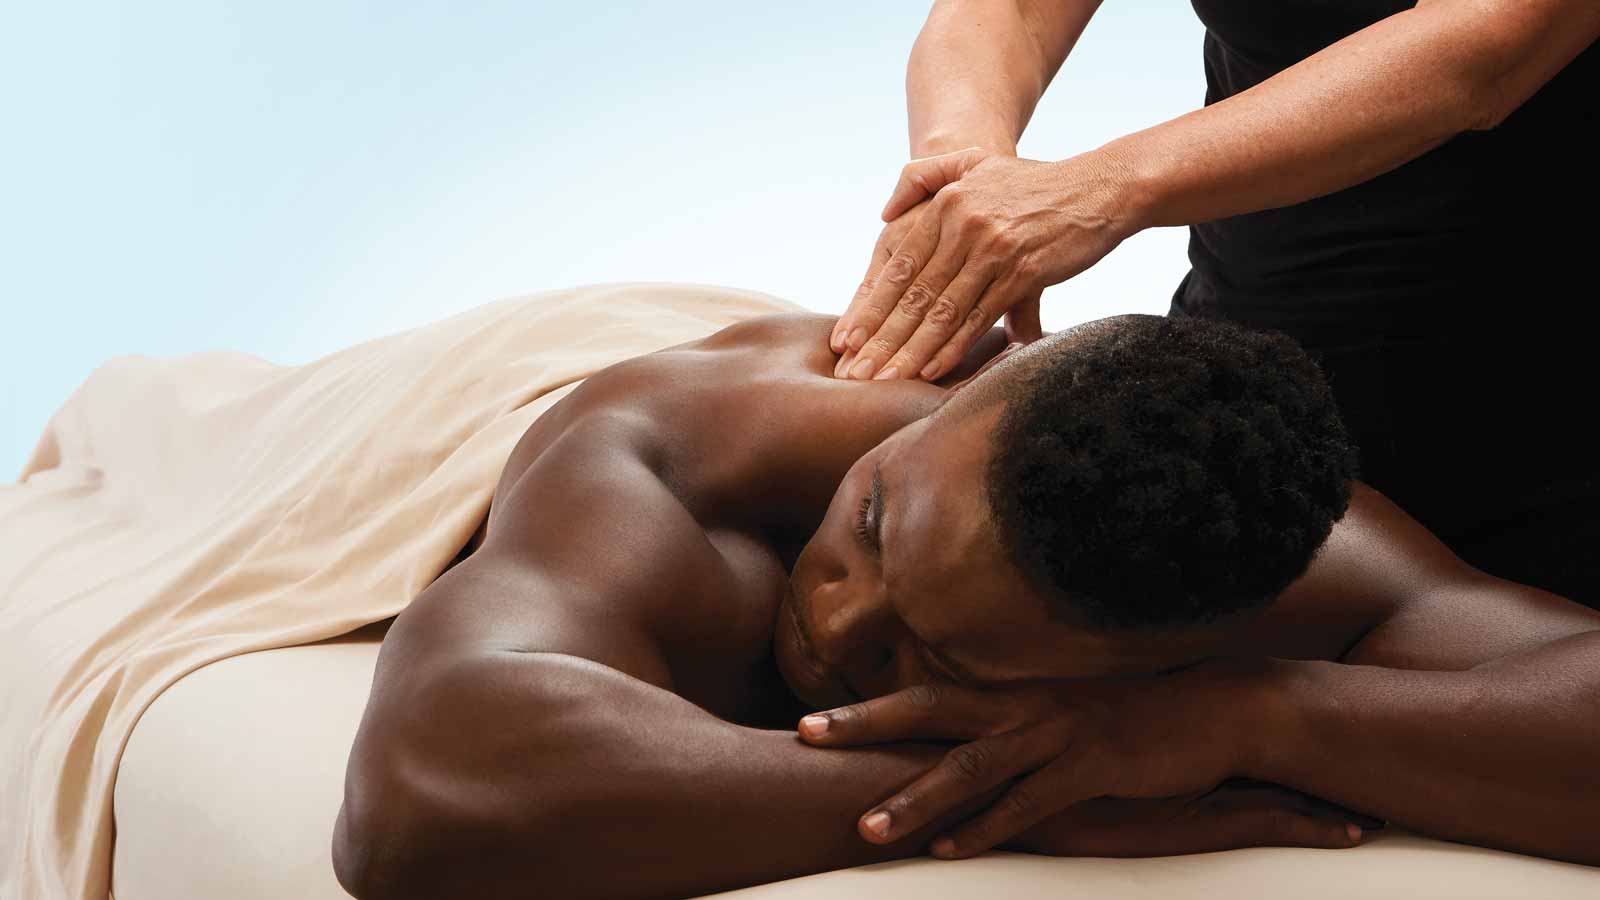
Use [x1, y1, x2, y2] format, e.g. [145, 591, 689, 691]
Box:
[112, 623, 1600, 900]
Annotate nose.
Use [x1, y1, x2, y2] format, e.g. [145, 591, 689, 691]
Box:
[806, 576, 896, 675]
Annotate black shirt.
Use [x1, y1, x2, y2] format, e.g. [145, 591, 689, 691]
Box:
[1174, 0, 1598, 346]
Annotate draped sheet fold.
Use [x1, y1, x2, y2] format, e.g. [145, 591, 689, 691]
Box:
[0, 283, 798, 899]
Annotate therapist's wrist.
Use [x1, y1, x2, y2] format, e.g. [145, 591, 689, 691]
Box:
[912, 130, 1017, 159]
[1087, 137, 1167, 237]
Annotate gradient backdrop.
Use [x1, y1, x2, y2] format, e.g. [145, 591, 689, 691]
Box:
[2, 2, 1204, 479]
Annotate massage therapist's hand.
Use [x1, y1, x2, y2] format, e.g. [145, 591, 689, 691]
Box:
[829, 146, 1140, 382]
[830, 197, 936, 379]
[796, 659, 1289, 858]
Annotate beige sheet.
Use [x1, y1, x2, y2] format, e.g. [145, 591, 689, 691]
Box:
[0, 283, 798, 900]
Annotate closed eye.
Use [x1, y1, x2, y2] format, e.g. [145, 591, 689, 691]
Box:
[853, 494, 874, 547]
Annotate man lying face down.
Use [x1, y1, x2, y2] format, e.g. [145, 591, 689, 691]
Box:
[333, 310, 1600, 900]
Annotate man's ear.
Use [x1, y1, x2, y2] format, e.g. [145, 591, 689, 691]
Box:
[940, 342, 1025, 402]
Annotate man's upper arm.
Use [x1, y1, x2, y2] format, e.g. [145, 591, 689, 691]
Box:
[1319, 484, 1600, 670]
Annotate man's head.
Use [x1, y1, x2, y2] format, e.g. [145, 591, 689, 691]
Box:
[776, 314, 1357, 708]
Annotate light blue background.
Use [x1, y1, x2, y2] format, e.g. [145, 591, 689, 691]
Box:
[2, 2, 1204, 480]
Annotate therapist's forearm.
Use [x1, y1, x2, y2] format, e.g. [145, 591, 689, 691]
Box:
[1102, 0, 1599, 229]
[1248, 633, 1600, 864]
[907, 0, 1099, 157]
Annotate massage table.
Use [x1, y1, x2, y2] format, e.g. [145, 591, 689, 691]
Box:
[7, 283, 1595, 898]
[112, 618, 1600, 900]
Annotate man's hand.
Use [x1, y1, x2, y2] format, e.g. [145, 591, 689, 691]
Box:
[796, 661, 1289, 859]
[829, 146, 1139, 383]
[1010, 782, 1377, 858]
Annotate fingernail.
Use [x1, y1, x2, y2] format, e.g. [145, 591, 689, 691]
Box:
[834, 354, 853, 378]
[847, 327, 869, 352]
[800, 714, 829, 737]
[830, 327, 844, 352]
[863, 811, 891, 837]
[931, 837, 956, 857]
[919, 360, 942, 380]
[1347, 824, 1363, 843]
[849, 357, 878, 380]
[872, 365, 900, 381]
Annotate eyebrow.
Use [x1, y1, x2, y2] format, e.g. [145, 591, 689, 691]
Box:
[868, 463, 886, 552]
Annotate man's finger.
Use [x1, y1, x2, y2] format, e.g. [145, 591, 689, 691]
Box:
[857, 729, 1055, 844]
[931, 750, 1094, 858]
[796, 682, 1014, 746]
[1205, 784, 1374, 850]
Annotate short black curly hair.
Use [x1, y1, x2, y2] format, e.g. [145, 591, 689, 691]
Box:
[984, 314, 1357, 632]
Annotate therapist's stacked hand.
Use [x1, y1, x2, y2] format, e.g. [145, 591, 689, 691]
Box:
[831, 146, 1142, 381]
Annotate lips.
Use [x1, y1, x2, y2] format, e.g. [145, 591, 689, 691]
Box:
[785, 584, 828, 681]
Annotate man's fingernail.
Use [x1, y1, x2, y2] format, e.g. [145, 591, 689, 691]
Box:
[1347, 824, 1363, 843]
[830, 328, 844, 352]
[849, 358, 878, 380]
[931, 837, 956, 857]
[872, 365, 900, 381]
[863, 811, 891, 837]
[834, 354, 852, 378]
[800, 715, 829, 737]
[847, 327, 869, 351]
[920, 360, 941, 380]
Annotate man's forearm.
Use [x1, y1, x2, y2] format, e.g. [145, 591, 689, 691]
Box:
[1247, 631, 1600, 864]
[1103, 0, 1599, 230]
[338, 650, 999, 900]
[907, 0, 1099, 157]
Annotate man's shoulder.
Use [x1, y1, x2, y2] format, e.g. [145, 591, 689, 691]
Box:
[1236, 482, 1460, 660]
[694, 312, 839, 375]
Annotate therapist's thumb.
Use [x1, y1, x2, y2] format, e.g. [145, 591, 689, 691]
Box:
[881, 147, 992, 222]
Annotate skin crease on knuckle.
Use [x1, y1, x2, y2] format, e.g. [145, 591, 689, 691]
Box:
[899, 282, 937, 317]
[883, 253, 917, 287]
[948, 742, 990, 780]
[926, 297, 963, 330]
[905, 682, 943, 710]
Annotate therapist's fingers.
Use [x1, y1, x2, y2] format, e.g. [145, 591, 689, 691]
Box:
[833, 237, 897, 353]
[871, 262, 999, 383]
[833, 202, 931, 353]
[1004, 292, 1044, 346]
[910, 275, 1019, 382]
[839, 207, 942, 365]
[846, 244, 970, 382]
